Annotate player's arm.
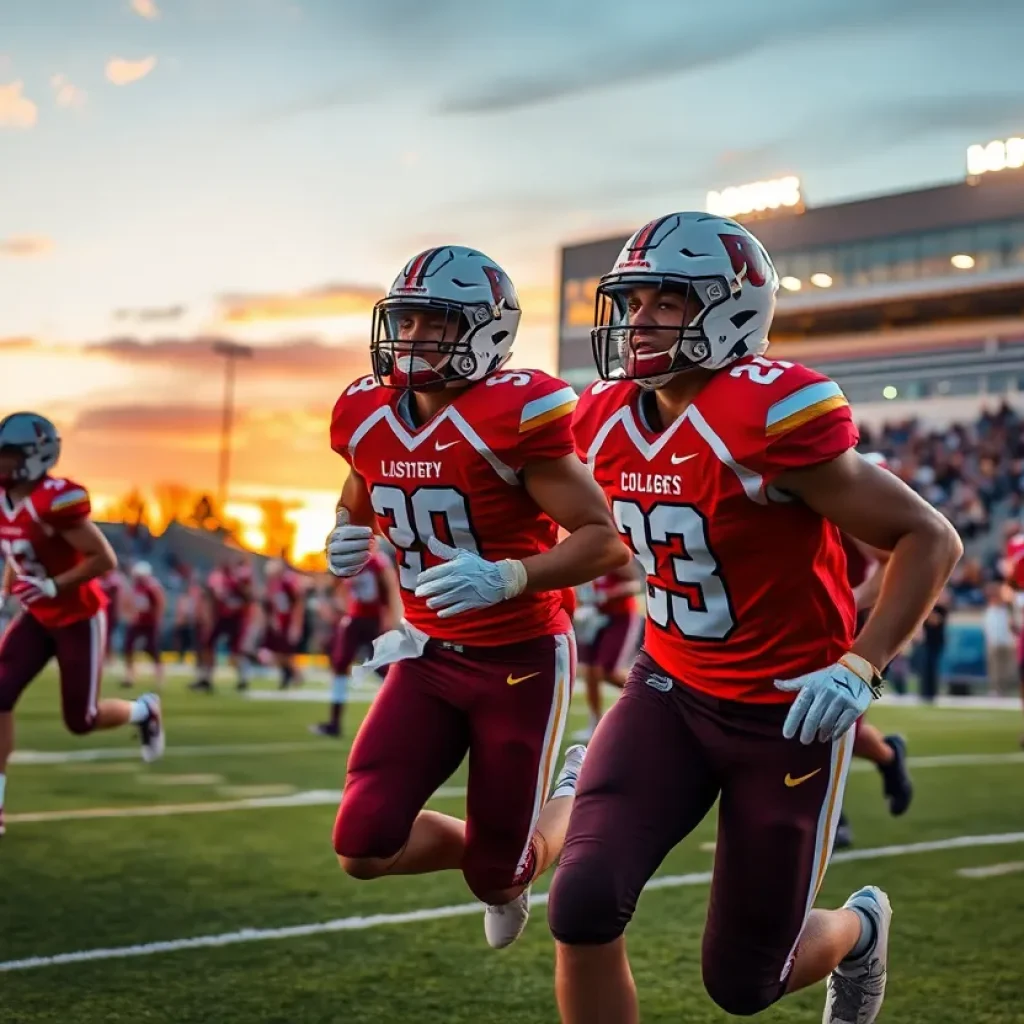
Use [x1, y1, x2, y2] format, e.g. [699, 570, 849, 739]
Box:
[336, 470, 376, 529]
[1, 558, 14, 595]
[327, 470, 377, 578]
[775, 450, 962, 671]
[152, 581, 167, 623]
[518, 455, 631, 592]
[53, 520, 117, 592]
[598, 560, 644, 601]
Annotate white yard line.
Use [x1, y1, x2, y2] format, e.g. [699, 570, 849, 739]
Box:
[2, 831, 1022, 973]
[11, 741, 333, 765]
[956, 861, 1024, 878]
[8, 751, 1024, 824]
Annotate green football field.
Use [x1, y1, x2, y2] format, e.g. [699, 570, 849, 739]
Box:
[2, 667, 1023, 1024]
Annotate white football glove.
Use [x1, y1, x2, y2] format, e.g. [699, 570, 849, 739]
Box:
[326, 508, 373, 578]
[774, 653, 878, 744]
[12, 575, 58, 605]
[414, 537, 527, 618]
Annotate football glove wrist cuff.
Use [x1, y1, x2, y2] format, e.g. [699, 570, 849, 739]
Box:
[497, 559, 527, 600]
[840, 652, 884, 698]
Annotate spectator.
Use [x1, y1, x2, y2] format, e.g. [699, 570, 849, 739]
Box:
[982, 582, 1019, 697]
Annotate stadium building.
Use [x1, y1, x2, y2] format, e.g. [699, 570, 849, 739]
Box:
[557, 139, 1024, 427]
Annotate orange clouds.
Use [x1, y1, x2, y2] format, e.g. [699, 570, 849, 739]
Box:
[0, 235, 53, 257]
[130, 0, 161, 19]
[106, 56, 158, 86]
[0, 80, 37, 128]
[219, 282, 383, 324]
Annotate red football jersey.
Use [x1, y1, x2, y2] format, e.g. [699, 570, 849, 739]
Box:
[344, 551, 390, 619]
[0, 476, 108, 628]
[593, 570, 639, 616]
[267, 572, 302, 632]
[1006, 533, 1024, 589]
[330, 369, 578, 645]
[129, 577, 164, 626]
[210, 564, 253, 617]
[573, 354, 858, 704]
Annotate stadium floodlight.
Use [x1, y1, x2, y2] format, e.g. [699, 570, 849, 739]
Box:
[810, 273, 833, 288]
[211, 340, 255, 513]
[706, 176, 803, 219]
[950, 254, 976, 270]
[967, 137, 1024, 177]
[780, 276, 802, 291]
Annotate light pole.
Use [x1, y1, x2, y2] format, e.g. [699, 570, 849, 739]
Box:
[212, 340, 254, 515]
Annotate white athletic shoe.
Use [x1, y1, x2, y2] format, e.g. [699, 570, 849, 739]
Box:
[554, 743, 587, 795]
[138, 693, 165, 764]
[822, 886, 892, 1024]
[484, 887, 531, 950]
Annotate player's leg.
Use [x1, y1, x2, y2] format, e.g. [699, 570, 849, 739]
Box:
[333, 651, 470, 879]
[190, 616, 218, 692]
[458, 634, 579, 948]
[148, 624, 165, 689]
[854, 716, 912, 816]
[0, 612, 56, 835]
[548, 658, 720, 1024]
[122, 624, 138, 688]
[701, 714, 889, 1022]
[53, 611, 165, 762]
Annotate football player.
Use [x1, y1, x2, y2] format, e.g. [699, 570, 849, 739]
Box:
[191, 553, 257, 692]
[263, 558, 306, 690]
[833, 452, 913, 849]
[122, 560, 166, 690]
[327, 245, 629, 949]
[310, 549, 400, 738]
[548, 213, 962, 1024]
[0, 413, 165, 838]
[574, 562, 644, 740]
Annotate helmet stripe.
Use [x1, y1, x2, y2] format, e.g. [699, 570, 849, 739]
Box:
[404, 247, 441, 288]
[630, 215, 670, 258]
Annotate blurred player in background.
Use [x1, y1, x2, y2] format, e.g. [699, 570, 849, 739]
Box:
[99, 566, 127, 664]
[0, 412, 165, 838]
[263, 558, 306, 691]
[121, 560, 166, 690]
[1001, 520, 1024, 743]
[328, 245, 627, 949]
[191, 553, 257, 693]
[310, 549, 400, 738]
[549, 213, 961, 1024]
[573, 562, 643, 741]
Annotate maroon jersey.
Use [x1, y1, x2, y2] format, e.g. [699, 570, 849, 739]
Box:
[330, 369, 578, 645]
[100, 568, 126, 613]
[344, 551, 390, 619]
[129, 577, 164, 627]
[209, 563, 253, 617]
[572, 354, 858, 704]
[267, 572, 301, 633]
[0, 476, 108, 628]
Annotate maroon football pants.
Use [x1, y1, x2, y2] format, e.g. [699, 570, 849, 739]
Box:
[0, 610, 107, 734]
[548, 649, 853, 1017]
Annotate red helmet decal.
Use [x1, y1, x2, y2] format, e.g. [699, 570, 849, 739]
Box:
[718, 233, 769, 288]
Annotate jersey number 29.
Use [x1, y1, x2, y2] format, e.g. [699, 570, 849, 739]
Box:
[613, 499, 736, 640]
[371, 485, 478, 592]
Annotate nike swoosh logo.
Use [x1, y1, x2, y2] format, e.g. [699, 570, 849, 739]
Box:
[507, 671, 540, 686]
[784, 769, 822, 788]
[670, 453, 697, 464]
[435, 440, 460, 451]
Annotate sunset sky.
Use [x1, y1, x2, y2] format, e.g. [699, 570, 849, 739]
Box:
[3, 0, 1023, 556]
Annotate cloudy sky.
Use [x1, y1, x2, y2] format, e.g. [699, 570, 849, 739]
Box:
[2, 0, 1023, 554]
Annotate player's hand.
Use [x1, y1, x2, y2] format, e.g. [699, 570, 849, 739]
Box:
[326, 508, 373, 578]
[774, 656, 876, 744]
[414, 537, 527, 618]
[12, 575, 58, 605]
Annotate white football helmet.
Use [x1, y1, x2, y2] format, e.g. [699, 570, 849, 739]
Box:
[0, 412, 61, 485]
[131, 561, 153, 578]
[591, 212, 779, 388]
[371, 245, 522, 390]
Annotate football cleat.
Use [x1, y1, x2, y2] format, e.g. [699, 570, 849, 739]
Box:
[308, 723, 340, 738]
[822, 886, 892, 1024]
[484, 887, 531, 950]
[553, 743, 587, 797]
[879, 735, 913, 816]
[137, 693, 165, 763]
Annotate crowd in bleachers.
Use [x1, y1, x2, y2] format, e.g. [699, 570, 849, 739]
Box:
[859, 400, 1024, 609]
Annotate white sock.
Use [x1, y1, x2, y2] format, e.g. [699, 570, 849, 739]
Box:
[0, 773, 6, 807]
[128, 699, 150, 724]
[331, 674, 350, 704]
